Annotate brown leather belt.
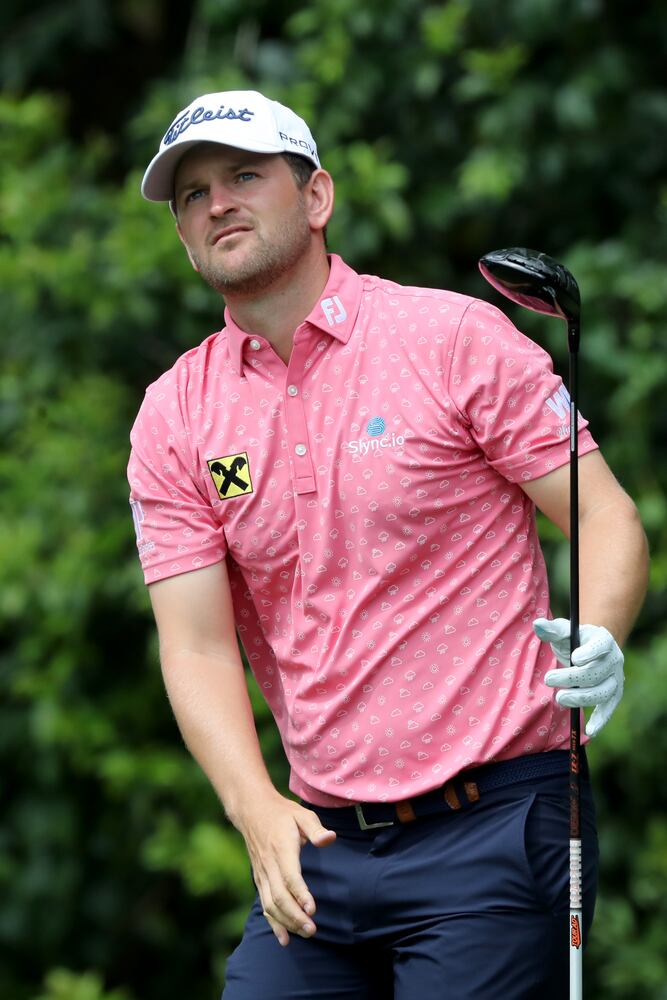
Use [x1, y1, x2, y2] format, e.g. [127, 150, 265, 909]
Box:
[304, 750, 577, 832]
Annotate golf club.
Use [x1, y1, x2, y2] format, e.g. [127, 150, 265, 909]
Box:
[478, 247, 583, 999]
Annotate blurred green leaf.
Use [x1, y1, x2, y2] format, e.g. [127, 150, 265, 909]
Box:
[33, 969, 131, 1000]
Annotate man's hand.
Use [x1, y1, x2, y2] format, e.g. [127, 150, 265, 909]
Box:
[236, 794, 336, 947]
[533, 617, 625, 737]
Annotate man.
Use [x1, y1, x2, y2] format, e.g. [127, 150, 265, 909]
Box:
[128, 90, 648, 998]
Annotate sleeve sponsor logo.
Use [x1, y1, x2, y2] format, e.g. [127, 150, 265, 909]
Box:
[130, 499, 145, 541]
[208, 453, 254, 500]
[130, 499, 155, 557]
[545, 384, 571, 421]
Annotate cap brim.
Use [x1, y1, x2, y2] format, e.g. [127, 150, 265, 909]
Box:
[141, 137, 287, 202]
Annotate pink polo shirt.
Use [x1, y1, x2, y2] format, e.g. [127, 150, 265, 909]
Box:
[128, 254, 598, 806]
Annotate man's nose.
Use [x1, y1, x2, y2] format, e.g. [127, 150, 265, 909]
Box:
[208, 182, 238, 216]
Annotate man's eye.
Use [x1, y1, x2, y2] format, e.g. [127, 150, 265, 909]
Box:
[236, 172, 257, 183]
[185, 189, 205, 204]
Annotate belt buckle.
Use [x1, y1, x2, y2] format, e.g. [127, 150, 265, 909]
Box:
[354, 803, 394, 831]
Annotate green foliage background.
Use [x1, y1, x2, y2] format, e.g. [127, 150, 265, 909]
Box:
[2, 1, 666, 997]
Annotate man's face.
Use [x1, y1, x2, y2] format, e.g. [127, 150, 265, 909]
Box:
[173, 143, 314, 296]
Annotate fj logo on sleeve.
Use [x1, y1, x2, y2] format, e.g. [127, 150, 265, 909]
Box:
[208, 453, 254, 500]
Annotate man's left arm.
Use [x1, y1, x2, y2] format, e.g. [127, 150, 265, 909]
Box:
[522, 450, 649, 735]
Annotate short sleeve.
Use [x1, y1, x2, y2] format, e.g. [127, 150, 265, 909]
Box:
[127, 389, 226, 583]
[446, 299, 598, 483]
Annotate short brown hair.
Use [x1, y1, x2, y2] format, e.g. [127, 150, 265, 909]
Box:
[282, 152, 317, 189]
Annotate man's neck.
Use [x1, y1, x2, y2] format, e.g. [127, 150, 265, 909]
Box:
[225, 249, 331, 366]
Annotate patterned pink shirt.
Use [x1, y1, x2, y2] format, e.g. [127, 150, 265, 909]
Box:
[128, 254, 597, 806]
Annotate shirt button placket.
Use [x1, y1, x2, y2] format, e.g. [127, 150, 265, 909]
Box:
[284, 363, 315, 494]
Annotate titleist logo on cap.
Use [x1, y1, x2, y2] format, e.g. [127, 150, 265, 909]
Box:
[163, 105, 255, 146]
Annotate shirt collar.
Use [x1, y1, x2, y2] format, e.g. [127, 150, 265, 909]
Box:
[225, 254, 363, 376]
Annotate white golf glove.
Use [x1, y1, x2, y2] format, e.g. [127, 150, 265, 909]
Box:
[533, 617, 625, 738]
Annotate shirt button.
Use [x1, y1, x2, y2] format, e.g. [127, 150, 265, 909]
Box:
[287, 384, 298, 397]
[295, 443, 307, 457]
[249, 338, 261, 351]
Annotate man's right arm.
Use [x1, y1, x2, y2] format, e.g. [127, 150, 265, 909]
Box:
[148, 561, 336, 946]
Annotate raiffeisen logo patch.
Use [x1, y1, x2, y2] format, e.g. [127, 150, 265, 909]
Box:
[345, 416, 408, 456]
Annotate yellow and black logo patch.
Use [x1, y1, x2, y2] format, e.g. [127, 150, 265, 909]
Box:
[208, 453, 253, 500]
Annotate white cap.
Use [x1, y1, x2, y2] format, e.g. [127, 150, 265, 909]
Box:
[141, 90, 320, 202]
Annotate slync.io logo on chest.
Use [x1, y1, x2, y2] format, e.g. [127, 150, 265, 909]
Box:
[344, 416, 407, 456]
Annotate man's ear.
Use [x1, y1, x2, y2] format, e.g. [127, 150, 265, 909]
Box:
[305, 169, 335, 234]
[175, 222, 200, 272]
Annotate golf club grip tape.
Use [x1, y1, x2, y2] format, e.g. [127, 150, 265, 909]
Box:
[569, 838, 582, 909]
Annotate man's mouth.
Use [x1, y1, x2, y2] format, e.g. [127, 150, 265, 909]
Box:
[211, 226, 251, 246]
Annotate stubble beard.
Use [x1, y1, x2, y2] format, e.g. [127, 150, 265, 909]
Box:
[191, 199, 313, 297]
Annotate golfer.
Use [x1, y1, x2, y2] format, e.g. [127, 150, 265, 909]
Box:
[127, 90, 648, 998]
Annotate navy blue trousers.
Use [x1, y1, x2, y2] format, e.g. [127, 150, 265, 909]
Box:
[223, 766, 598, 999]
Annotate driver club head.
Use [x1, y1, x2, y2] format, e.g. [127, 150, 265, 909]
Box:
[478, 247, 581, 328]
